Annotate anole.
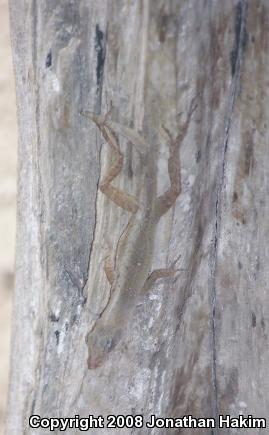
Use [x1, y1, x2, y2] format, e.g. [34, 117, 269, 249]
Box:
[81, 101, 196, 369]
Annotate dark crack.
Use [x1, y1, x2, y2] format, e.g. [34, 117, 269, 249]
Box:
[230, 2, 248, 76]
[81, 140, 102, 301]
[95, 24, 106, 94]
[45, 49, 52, 68]
[209, 1, 248, 432]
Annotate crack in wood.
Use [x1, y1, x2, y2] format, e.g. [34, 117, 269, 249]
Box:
[209, 1, 248, 431]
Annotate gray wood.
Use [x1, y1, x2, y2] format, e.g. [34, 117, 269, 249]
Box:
[6, 1, 268, 434]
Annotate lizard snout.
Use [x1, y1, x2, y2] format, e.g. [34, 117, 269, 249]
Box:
[86, 326, 122, 369]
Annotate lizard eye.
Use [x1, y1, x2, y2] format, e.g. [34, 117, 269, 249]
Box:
[101, 335, 116, 353]
[98, 328, 122, 353]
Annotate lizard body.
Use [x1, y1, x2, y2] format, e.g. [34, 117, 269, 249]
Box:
[81, 102, 195, 369]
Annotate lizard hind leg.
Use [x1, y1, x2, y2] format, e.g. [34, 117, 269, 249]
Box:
[153, 125, 182, 221]
[154, 99, 197, 221]
[81, 110, 145, 213]
[86, 112, 139, 213]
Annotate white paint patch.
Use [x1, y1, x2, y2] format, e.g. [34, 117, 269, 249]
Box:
[148, 302, 161, 328]
[156, 368, 166, 413]
[51, 75, 60, 93]
[57, 319, 68, 355]
[53, 304, 61, 320]
[46, 71, 61, 93]
[181, 194, 191, 213]
[148, 293, 160, 301]
[129, 369, 150, 401]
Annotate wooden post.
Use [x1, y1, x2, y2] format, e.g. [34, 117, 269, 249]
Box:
[7, 1, 269, 434]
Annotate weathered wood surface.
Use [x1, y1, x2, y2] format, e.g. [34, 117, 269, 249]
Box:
[7, 1, 269, 434]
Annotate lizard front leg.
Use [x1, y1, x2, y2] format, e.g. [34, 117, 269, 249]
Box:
[142, 254, 183, 293]
[142, 268, 177, 293]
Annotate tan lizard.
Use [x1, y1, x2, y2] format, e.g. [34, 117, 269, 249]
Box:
[81, 101, 196, 369]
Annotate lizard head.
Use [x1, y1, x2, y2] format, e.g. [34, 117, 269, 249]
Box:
[85, 325, 122, 369]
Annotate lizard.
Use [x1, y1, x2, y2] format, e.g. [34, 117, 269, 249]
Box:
[81, 100, 196, 369]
